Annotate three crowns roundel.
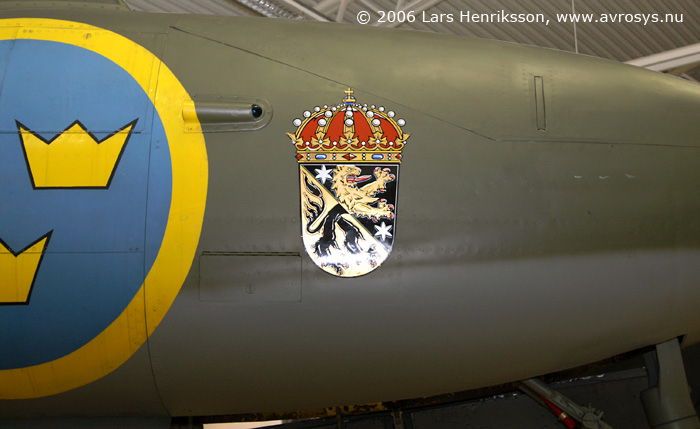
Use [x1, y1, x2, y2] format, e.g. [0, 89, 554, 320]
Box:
[288, 89, 409, 277]
[0, 18, 207, 399]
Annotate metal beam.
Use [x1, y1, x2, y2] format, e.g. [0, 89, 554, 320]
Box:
[230, 0, 303, 18]
[315, 0, 341, 14]
[681, 73, 699, 83]
[626, 43, 700, 73]
[335, 0, 350, 22]
[357, 0, 380, 14]
[221, 0, 266, 16]
[275, 0, 330, 21]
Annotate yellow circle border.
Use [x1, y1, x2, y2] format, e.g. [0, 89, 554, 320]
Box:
[0, 18, 208, 399]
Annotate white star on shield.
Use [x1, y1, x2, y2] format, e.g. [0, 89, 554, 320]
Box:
[373, 222, 393, 241]
[314, 165, 333, 184]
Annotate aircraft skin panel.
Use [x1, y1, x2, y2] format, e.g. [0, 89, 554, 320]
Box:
[168, 15, 700, 147]
[0, 4, 699, 423]
[0, 16, 206, 403]
[148, 59, 700, 411]
[151, 17, 700, 414]
[151, 251, 700, 415]
[0, 344, 168, 419]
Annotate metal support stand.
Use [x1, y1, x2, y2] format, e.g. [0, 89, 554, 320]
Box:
[642, 338, 700, 429]
[391, 411, 405, 429]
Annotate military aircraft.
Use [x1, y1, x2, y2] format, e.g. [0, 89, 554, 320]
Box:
[1, 0, 700, 428]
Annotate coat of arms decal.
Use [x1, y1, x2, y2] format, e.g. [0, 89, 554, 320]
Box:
[288, 89, 409, 277]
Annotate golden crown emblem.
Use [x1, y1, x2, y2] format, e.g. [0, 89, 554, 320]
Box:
[0, 232, 52, 304]
[18, 119, 137, 189]
[287, 89, 409, 163]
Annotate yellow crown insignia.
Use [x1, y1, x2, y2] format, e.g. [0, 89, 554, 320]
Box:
[0, 232, 52, 305]
[287, 89, 409, 163]
[18, 119, 137, 189]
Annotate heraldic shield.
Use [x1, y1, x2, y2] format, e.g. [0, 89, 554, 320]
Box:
[288, 89, 409, 277]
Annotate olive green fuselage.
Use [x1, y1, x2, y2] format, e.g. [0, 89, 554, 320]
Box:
[1, 5, 700, 420]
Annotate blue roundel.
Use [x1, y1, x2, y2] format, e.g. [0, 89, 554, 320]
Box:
[0, 40, 172, 369]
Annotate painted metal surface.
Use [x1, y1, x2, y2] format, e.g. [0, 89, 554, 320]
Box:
[0, 3, 699, 424]
[0, 17, 207, 399]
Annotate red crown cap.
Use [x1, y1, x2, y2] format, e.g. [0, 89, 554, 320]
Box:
[288, 89, 409, 163]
